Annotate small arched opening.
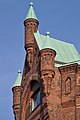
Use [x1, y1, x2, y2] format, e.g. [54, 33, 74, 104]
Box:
[65, 77, 71, 95]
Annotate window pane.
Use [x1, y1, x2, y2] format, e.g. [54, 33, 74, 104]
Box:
[34, 91, 40, 109]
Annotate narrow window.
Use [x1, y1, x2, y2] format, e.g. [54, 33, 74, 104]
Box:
[30, 80, 40, 111]
[32, 90, 40, 111]
[65, 77, 71, 94]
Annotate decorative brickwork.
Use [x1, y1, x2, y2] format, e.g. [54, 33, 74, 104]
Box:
[12, 3, 80, 120]
[12, 87, 21, 120]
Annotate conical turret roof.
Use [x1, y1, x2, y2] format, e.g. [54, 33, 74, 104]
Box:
[13, 70, 22, 87]
[42, 32, 54, 50]
[26, 2, 38, 21]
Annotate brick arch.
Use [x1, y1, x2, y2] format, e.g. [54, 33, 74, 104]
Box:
[21, 76, 40, 119]
[29, 73, 38, 80]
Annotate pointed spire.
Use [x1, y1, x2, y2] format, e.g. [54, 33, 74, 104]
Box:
[42, 32, 54, 50]
[13, 70, 22, 87]
[26, 2, 38, 21]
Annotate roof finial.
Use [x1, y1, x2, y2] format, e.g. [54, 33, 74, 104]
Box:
[30, 2, 33, 6]
[46, 32, 50, 37]
[18, 70, 21, 74]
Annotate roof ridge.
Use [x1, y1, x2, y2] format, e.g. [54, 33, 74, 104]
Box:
[41, 34, 73, 45]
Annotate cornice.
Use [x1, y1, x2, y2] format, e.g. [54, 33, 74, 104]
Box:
[59, 63, 78, 75]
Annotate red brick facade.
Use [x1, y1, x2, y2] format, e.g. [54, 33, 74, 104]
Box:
[12, 6, 80, 120]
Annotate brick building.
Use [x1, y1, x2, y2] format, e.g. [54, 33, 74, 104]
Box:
[12, 3, 80, 120]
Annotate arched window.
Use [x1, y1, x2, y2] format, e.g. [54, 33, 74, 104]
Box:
[65, 77, 71, 95]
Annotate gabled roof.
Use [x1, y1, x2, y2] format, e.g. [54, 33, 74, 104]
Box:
[34, 31, 80, 66]
[26, 2, 38, 21]
[13, 70, 22, 87]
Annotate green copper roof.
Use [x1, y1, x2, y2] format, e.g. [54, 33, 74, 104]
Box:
[42, 32, 54, 50]
[34, 31, 80, 65]
[26, 2, 38, 21]
[55, 60, 80, 67]
[13, 70, 22, 87]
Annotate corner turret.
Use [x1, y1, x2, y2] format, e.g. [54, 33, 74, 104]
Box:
[24, 3, 39, 69]
[40, 32, 56, 95]
[12, 70, 22, 120]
